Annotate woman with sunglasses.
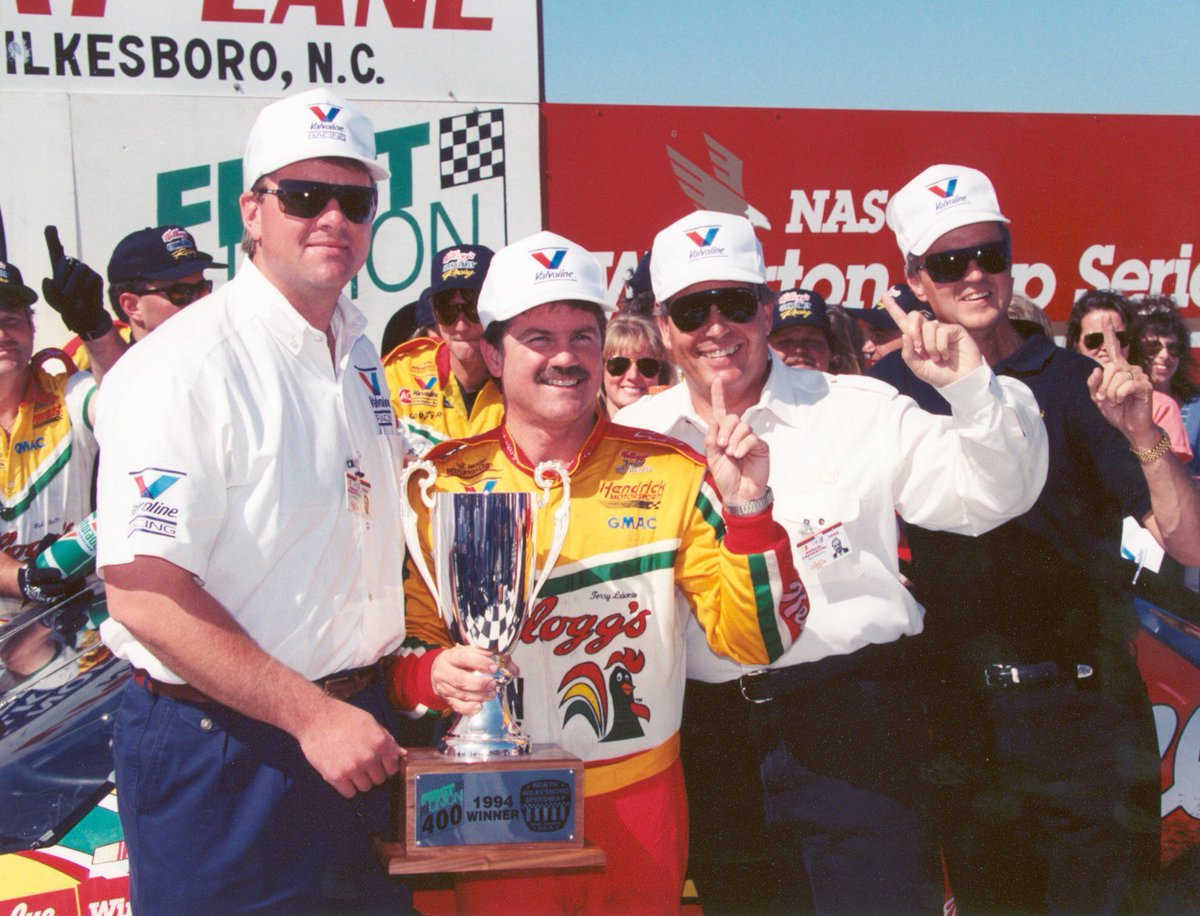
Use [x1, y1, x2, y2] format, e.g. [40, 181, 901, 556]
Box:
[600, 313, 674, 418]
[1066, 289, 1191, 461]
[1132, 296, 1200, 473]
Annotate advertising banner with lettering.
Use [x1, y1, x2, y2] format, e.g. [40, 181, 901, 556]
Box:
[542, 103, 1200, 325]
[0, 91, 541, 347]
[3, 0, 538, 101]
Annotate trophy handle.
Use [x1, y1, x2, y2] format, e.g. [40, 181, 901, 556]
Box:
[398, 460, 447, 624]
[528, 460, 571, 607]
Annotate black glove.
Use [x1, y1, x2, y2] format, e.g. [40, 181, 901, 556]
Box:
[42, 225, 112, 340]
[18, 565, 86, 606]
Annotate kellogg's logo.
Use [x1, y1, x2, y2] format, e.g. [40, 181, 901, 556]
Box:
[441, 248, 479, 279]
[615, 449, 650, 474]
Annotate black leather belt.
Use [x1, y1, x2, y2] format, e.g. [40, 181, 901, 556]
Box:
[983, 661, 1095, 689]
[736, 639, 910, 703]
[134, 664, 380, 706]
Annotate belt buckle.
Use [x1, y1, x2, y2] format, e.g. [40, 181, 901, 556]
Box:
[984, 664, 1017, 688]
[739, 670, 772, 704]
[320, 672, 356, 697]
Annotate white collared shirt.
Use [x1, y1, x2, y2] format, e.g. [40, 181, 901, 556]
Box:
[616, 358, 1047, 682]
[96, 261, 408, 683]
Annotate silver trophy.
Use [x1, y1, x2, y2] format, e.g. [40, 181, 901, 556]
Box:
[400, 460, 570, 758]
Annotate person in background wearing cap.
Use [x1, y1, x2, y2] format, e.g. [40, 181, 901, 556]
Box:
[388, 230, 809, 913]
[870, 164, 1200, 912]
[93, 88, 412, 913]
[383, 245, 504, 455]
[0, 243, 124, 677]
[767, 287, 859, 374]
[62, 225, 226, 374]
[615, 209, 1048, 915]
[847, 282, 928, 369]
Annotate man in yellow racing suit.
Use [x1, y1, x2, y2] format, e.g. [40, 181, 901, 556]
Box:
[388, 231, 807, 914]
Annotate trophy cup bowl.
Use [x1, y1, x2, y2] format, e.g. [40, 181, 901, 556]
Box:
[434, 490, 533, 758]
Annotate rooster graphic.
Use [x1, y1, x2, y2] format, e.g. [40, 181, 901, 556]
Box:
[558, 648, 650, 743]
[666, 134, 772, 230]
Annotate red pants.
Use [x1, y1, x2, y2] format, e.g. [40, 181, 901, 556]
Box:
[455, 759, 688, 915]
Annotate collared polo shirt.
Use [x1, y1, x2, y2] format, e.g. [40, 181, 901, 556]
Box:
[617, 357, 1047, 681]
[96, 261, 408, 683]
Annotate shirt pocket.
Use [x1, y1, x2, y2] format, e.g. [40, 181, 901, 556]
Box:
[774, 486, 863, 590]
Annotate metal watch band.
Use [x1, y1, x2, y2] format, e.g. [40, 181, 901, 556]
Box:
[725, 486, 774, 517]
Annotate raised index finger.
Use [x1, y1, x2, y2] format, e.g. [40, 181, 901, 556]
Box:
[44, 225, 65, 269]
[878, 287, 910, 329]
[710, 375, 727, 424]
[1099, 312, 1124, 365]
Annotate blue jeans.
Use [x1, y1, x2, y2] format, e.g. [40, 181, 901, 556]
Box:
[113, 678, 412, 915]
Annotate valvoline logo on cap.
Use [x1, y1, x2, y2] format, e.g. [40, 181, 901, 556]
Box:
[530, 248, 575, 283]
[309, 105, 342, 123]
[926, 176, 968, 212]
[684, 225, 727, 261]
[307, 103, 347, 143]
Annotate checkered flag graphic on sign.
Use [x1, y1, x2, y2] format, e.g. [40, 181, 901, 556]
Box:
[439, 109, 506, 189]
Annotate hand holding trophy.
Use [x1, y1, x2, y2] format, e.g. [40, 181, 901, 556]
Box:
[381, 459, 603, 873]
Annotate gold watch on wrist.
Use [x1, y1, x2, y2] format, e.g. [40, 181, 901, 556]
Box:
[1130, 428, 1172, 465]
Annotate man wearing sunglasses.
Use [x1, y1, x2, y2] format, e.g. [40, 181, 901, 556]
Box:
[616, 209, 1048, 915]
[383, 244, 504, 455]
[105, 225, 225, 343]
[93, 89, 412, 913]
[388, 229, 808, 913]
[870, 164, 1193, 913]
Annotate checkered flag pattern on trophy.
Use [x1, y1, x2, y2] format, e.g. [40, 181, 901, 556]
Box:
[439, 109, 506, 189]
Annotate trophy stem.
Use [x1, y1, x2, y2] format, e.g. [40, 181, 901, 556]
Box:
[439, 669, 531, 758]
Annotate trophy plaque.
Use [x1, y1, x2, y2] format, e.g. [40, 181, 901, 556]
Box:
[378, 461, 604, 874]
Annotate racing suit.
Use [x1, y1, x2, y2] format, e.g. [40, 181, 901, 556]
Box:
[383, 336, 504, 455]
[0, 356, 98, 621]
[389, 415, 807, 912]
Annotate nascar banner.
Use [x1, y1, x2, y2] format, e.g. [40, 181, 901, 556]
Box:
[541, 103, 1200, 325]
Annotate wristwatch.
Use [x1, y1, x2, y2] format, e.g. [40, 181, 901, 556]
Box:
[725, 486, 774, 517]
[1130, 429, 1172, 465]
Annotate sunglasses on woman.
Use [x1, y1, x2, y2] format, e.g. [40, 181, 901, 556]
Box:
[258, 179, 378, 224]
[1141, 339, 1184, 359]
[667, 287, 760, 333]
[133, 278, 213, 307]
[606, 356, 662, 378]
[914, 239, 1011, 284]
[1081, 330, 1129, 351]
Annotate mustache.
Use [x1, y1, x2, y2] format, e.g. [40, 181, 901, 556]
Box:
[535, 366, 590, 384]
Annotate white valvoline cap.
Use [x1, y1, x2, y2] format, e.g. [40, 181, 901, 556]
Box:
[650, 210, 766, 303]
[242, 88, 390, 189]
[886, 164, 1009, 258]
[477, 231, 608, 329]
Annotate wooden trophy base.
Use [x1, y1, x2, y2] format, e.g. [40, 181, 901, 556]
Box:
[377, 745, 606, 875]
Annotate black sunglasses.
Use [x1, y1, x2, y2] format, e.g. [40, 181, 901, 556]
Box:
[1082, 330, 1129, 351]
[606, 356, 662, 378]
[134, 278, 213, 307]
[668, 287, 760, 333]
[917, 239, 1011, 284]
[1141, 339, 1185, 359]
[258, 179, 378, 224]
[432, 288, 480, 325]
